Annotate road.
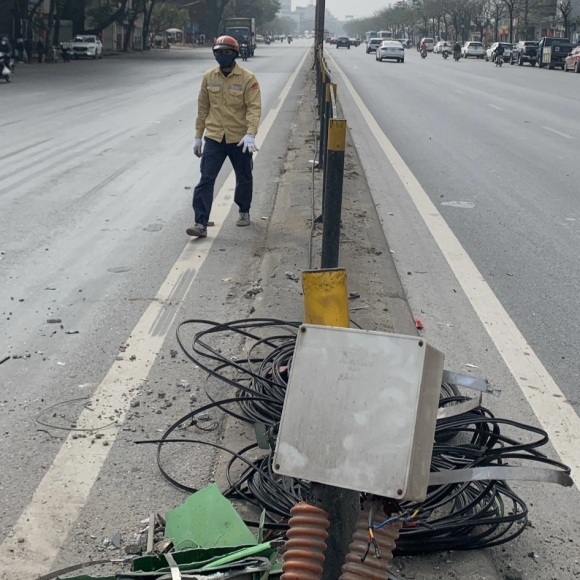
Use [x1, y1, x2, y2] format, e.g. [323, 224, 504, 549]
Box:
[0, 41, 311, 577]
[330, 45, 580, 578]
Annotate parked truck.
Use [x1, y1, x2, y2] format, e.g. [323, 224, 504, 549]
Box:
[221, 18, 256, 57]
[538, 37, 575, 69]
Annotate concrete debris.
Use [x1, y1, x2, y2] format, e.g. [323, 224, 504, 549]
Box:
[47, 319, 62, 324]
[285, 271, 299, 282]
[124, 543, 142, 555]
[244, 282, 263, 298]
[110, 532, 122, 548]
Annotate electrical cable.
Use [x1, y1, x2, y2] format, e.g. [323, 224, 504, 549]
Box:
[139, 318, 571, 552]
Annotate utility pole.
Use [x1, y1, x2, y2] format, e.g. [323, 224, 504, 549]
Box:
[315, 0, 325, 52]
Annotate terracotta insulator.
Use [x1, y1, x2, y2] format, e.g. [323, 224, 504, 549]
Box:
[339, 501, 402, 580]
[281, 502, 330, 580]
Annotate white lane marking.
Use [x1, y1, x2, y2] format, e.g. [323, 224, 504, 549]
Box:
[0, 47, 311, 579]
[541, 126, 574, 140]
[488, 104, 504, 111]
[328, 52, 580, 482]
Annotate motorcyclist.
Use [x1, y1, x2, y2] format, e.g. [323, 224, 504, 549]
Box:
[420, 40, 427, 53]
[453, 41, 462, 57]
[1, 37, 12, 71]
[493, 43, 505, 63]
[240, 37, 250, 60]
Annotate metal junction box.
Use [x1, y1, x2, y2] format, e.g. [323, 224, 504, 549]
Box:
[273, 325, 445, 502]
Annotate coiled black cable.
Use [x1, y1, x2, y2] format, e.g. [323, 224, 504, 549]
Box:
[138, 318, 571, 553]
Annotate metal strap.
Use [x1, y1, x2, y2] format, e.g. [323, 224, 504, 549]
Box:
[429, 466, 573, 487]
[443, 369, 501, 397]
[165, 553, 181, 580]
[437, 393, 482, 419]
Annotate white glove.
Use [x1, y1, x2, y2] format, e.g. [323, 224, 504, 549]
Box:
[193, 137, 203, 158]
[237, 134, 259, 154]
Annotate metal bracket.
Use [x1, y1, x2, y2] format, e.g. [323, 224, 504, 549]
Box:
[443, 369, 501, 397]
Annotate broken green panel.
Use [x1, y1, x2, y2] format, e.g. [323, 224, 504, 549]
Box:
[164, 484, 257, 551]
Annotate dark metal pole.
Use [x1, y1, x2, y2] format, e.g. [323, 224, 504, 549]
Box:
[320, 118, 346, 269]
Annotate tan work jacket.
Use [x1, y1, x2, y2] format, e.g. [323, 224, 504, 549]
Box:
[195, 63, 262, 144]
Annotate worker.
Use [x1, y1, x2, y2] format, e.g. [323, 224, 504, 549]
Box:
[187, 35, 262, 238]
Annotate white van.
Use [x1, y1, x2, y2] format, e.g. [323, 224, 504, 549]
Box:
[421, 37, 435, 52]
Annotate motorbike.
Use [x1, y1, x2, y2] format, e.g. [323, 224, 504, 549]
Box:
[453, 51, 461, 61]
[240, 43, 250, 61]
[0, 52, 13, 82]
[442, 50, 449, 59]
[495, 53, 503, 66]
[421, 50, 427, 59]
[265, 37, 270, 45]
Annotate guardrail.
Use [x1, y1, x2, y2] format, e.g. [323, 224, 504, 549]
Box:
[315, 49, 347, 269]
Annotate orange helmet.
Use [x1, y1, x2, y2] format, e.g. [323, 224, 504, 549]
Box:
[213, 35, 239, 53]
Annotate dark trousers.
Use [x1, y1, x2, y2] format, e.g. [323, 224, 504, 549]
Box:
[192, 137, 253, 227]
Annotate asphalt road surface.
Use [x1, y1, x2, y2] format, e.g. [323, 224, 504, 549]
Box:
[332, 45, 580, 412]
[0, 41, 311, 577]
[330, 44, 580, 578]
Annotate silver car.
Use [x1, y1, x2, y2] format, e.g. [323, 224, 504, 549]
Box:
[461, 41, 485, 59]
[376, 41, 405, 62]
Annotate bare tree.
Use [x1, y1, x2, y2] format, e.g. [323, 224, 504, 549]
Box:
[502, 0, 522, 41]
[487, 0, 507, 40]
[558, 0, 573, 38]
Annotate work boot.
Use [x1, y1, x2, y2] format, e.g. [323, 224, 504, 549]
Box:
[236, 212, 250, 227]
[186, 224, 207, 238]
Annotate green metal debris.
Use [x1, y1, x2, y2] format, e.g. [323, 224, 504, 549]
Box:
[55, 486, 277, 580]
[164, 484, 258, 551]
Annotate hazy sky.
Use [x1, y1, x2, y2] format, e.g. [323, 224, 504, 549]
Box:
[293, 0, 386, 20]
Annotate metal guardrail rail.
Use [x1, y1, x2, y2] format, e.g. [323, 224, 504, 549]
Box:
[315, 49, 347, 269]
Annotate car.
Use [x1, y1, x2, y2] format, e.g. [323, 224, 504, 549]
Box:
[462, 41, 485, 58]
[70, 35, 103, 59]
[420, 37, 435, 51]
[325, 37, 332, 43]
[255, 34, 265, 43]
[348, 38, 360, 47]
[510, 40, 538, 66]
[375, 40, 405, 62]
[396, 38, 410, 48]
[329, 37, 338, 45]
[336, 36, 350, 49]
[564, 46, 580, 72]
[434, 40, 451, 54]
[485, 42, 512, 62]
[366, 38, 382, 54]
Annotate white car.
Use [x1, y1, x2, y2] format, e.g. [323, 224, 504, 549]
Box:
[420, 37, 435, 51]
[485, 42, 513, 62]
[366, 38, 382, 54]
[434, 41, 452, 54]
[376, 40, 405, 62]
[71, 35, 103, 59]
[461, 41, 485, 58]
[256, 34, 265, 43]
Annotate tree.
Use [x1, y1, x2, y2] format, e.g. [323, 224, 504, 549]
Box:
[85, 0, 130, 34]
[558, 0, 573, 37]
[225, 0, 281, 27]
[150, 0, 188, 34]
[487, 0, 507, 40]
[266, 15, 295, 35]
[502, 0, 522, 41]
[206, 0, 232, 37]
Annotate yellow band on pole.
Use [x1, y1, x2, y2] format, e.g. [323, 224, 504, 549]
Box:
[327, 119, 346, 151]
[302, 268, 349, 328]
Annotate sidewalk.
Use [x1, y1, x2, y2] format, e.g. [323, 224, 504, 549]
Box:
[216, 68, 502, 580]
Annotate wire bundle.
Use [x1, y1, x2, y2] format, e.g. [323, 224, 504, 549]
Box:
[139, 318, 571, 554]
